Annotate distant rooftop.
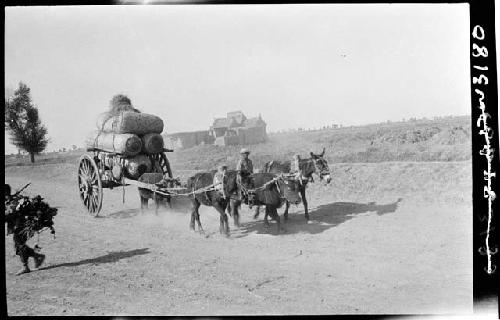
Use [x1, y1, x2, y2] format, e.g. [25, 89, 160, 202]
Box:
[244, 116, 266, 128]
[212, 117, 238, 129]
[211, 111, 265, 129]
[227, 111, 246, 126]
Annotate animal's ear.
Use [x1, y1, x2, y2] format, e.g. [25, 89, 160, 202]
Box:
[310, 152, 315, 158]
[321, 148, 325, 157]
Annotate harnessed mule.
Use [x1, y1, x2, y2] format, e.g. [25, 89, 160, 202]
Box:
[257, 148, 331, 222]
[187, 170, 238, 237]
[227, 172, 301, 234]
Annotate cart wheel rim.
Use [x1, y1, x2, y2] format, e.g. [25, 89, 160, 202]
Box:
[78, 154, 103, 216]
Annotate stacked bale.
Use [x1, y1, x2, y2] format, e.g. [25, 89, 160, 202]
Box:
[92, 132, 143, 156]
[142, 133, 164, 154]
[96, 112, 164, 135]
[86, 95, 166, 180]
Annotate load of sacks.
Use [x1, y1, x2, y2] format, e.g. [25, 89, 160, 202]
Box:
[86, 95, 166, 180]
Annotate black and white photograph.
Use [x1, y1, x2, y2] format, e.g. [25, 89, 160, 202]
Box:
[3, 1, 496, 317]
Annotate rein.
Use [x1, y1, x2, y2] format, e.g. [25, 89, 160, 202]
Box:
[240, 173, 294, 195]
[150, 184, 218, 197]
[141, 175, 218, 198]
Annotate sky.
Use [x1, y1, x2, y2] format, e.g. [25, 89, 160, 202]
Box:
[5, 4, 471, 154]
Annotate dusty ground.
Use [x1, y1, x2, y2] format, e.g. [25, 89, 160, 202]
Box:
[5, 160, 472, 316]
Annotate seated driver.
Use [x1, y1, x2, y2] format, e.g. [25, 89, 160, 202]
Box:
[236, 148, 254, 202]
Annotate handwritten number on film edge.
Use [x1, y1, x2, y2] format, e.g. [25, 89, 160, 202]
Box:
[472, 25, 496, 274]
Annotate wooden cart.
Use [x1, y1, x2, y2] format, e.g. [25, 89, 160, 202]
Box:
[77, 148, 175, 216]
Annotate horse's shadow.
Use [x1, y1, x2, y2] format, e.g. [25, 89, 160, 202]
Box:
[39, 248, 150, 270]
[237, 198, 403, 236]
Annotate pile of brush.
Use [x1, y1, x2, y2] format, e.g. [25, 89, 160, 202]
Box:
[86, 95, 166, 179]
[6, 195, 58, 239]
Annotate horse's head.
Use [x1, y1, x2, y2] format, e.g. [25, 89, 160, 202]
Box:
[161, 175, 182, 188]
[309, 148, 331, 184]
[279, 175, 302, 205]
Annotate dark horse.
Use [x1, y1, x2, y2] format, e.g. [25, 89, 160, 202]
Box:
[187, 170, 238, 237]
[257, 148, 331, 222]
[227, 172, 301, 234]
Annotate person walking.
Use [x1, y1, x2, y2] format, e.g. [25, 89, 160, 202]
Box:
[5, 184, 55, 275]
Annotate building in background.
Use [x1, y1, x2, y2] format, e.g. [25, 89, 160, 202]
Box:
[210, 111, 267, 146]
[164, 130, 214, 150]
[165, 111, 267, 149]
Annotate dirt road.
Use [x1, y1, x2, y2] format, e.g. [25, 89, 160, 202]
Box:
[5, 161, 472, 315]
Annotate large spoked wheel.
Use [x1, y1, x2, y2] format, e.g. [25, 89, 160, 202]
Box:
[78, 154, 103, 216]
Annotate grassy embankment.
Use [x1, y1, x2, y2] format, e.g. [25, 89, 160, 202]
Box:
[5, 116, 471, 175]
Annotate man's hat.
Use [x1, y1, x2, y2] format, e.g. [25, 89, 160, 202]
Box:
[240, 148, 250, 154]
[218, 164, 228, 170]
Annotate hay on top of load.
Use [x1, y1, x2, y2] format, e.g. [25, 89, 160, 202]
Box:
[89, 95, 165, 156]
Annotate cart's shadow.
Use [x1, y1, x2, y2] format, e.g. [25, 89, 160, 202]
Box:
[235, 198, 402, 237]
[105, 208, 141, 219]
[102, 205, 183, 219]
[39, 248, 150, 270]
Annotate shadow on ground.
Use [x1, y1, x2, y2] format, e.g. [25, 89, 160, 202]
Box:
[237, 198, 402, 237]
[39, 248, 150, 270]
[104, 208, 141, 219]
[102, 203, 190, 219]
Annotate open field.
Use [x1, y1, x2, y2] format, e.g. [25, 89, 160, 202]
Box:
[5, 116, 473, 315]
[6, 116, 470, 171]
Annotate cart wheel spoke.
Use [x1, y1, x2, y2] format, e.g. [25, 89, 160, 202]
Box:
[92, 195, 99, 210]
[82, 160, 89, 175]
[78, 154, 103, 217]
[85, 162, 92, 176]
[78, 173, 88, 183]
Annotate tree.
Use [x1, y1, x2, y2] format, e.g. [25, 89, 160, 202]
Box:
[5, 82, 49, 163]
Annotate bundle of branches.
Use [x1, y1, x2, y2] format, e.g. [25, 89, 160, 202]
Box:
[12, 195, 58, 239]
